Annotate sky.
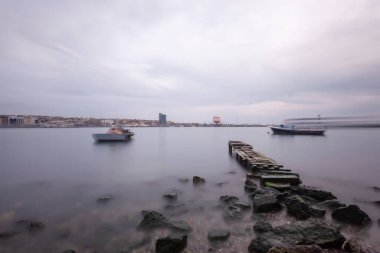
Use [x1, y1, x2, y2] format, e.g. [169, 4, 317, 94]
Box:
[1, 0, 380, 124]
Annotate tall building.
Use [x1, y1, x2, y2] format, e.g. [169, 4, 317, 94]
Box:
[159, 113, 167, 126]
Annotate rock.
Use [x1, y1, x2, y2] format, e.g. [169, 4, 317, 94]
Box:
[232, 201, 251, 210]
[178, 178, 189, 183]
[215, 182, 228, 187]
[253, 193, 282, 212]
[245, 185, 258, 193]
[253, 220, 272, 233]
[170, 221, 193, 233]
[207, 229, 230, 241]
[315, 200, 346, 210]
[15, 219, 45, 231]
[285, 196, 325, 220]
[0, 231, 19, 240]
[155, 234, 187, 253]
[264, 181, 291, 191]
[268, 245, 323, 253]
[163, 192, 178, 200]
[332, 205, 371, 226]
[193, 176, 206, 185]
[223, 206, 243, 221]
[245, 178, 257, 187]
[344, 238, 363, 253]
[261, 175, 301, 186]
[219, 195, 239, 204]
[62, 250, 76, 253]
[137, 211, 170, 230]
[371, 186, 380, 192]
[248, 219, 345, 253]
[290, 186, 336, 202]
[96, 195, 113, 203]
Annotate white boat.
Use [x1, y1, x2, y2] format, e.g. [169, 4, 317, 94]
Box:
[92, 126, 134, 142]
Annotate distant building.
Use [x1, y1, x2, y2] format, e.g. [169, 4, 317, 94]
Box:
[0, 116, 8, 126]
[101, 119, 114, 126]
[24, 116, 39, 125]
[8, 115, 24, 125]
[159, 113, 167, 126]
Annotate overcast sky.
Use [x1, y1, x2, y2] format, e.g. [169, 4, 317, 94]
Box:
[1, 0, 380, 123]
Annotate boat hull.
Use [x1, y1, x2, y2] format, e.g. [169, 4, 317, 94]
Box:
[92, 133, 133, 142]
[270, 127, 325, 135]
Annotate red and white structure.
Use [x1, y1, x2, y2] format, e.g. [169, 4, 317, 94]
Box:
[213, 116, 221, 125]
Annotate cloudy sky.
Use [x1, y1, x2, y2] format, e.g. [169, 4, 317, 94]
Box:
[1, 0, 380, 123]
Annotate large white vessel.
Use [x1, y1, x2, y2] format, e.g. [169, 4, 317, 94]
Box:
[92, 126, 134, 142]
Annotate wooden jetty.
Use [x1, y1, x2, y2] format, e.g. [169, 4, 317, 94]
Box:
[228, 140, 301, 189]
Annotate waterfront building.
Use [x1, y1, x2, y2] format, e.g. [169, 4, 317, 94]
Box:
[159, 113, 167, 126]
[24, 117, 39, 125]
[8, 115, 24, 125]
[0, 116, 8, 126]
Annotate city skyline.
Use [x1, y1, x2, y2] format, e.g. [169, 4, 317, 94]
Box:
[1, 1, 380, 123]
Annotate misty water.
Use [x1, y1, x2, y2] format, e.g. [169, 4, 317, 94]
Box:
[0, 127, 380, 253]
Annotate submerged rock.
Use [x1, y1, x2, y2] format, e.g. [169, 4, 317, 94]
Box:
[268, 245, 323, 253]
[156, 234, 187, 253]
[223, 206, 243, 221]
[248, 219, 345, 253]
[290, 186, 336, 202]
[285, 196, 325, 220]
[15, 219, 45, 231]
[137, 211, 171, 230]
[96, 195, 113, 203]
[219, 195, 239, 204]
[193, 176, 206, 185]
[215, 182, 229, 187]
[253, 193, 282, 212]
[170, 221, 193, 233]
[332, 205, 371, 226]
[0, 231, 19, 240]
[163, 192, 178, 201]
[207, 229, 230, 241]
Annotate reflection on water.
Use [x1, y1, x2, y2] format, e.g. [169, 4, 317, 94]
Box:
[0, 127, 379, 252]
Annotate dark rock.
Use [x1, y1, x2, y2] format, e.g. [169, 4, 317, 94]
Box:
[96, 195, 113, 203]
[248, 219, 345, 253]
[219, 195, 239, 204]
[371, 200, 380, 206]
[15, 219, 45, 231]
[245, 178, 258, 187]
[207, 229, 230, 241]
[343, 238, 363, 253]
[253, 220, 272, 233]
[332, 205, 371, 226]
[245, 185, 258, 193]
[170, 221, 193, 233]
[268, 245, 323, 253]
[223, 206, 243, 221]
[137, 211, 170, 230]
[290, 186, 336, 202]
[163, 192, 178, 200]
[193, 176, 206, 185]
[178, 178, 189, 183]
[155, 234, 187, 253]
[0, 231, 19, 240]
[62, 250, 76, 253]
[315, 200, 346, 210]
[253, 193, 282, 212]
[232, 201, 251, 210]
[285, 196, 326, 220]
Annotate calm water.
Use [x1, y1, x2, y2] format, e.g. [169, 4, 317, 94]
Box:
[0, 127, 380, 252]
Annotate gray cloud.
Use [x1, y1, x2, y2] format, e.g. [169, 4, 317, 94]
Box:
[1, 0, 380, 123]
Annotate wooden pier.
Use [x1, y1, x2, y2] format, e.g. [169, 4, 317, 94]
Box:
[228, 140, 301, 189]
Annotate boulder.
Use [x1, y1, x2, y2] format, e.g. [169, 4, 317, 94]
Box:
[253, 193, 282, 212]
[232, 201, 251, 210]
[253, 220, 272, 233]
[137, 211, 170, 230]
[343, 238, 363, 253]
[207, 229, 230, 241]
[170, 221, 193, 233]
[315, 200, 346, 210]
[219, 195, 239, 204]
[261, 175, 301, 186]
[264, 181, 291, 191]
[290, 186, 336, 202]
[155, 234, 187, 253]
[268, 245, 323, 253]
[248, 219, 345, 253]
[332, 205, 371, 226]
[0, 231, 19, 240]
[193, 176, 206, 185]
[223, 206, 243, 221]
[285, 196, 325, 220]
